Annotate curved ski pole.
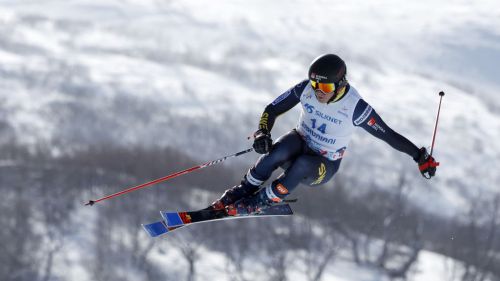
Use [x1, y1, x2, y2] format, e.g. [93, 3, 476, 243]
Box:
[85, 148, 254, 206]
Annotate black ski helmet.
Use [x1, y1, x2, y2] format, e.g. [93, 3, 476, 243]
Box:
[308, 54, 347, 89]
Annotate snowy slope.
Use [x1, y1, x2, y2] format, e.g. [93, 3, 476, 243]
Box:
[1, 0, 499, 221]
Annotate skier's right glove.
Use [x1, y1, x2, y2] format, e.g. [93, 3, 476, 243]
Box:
[253, 129, 273, 154]
[416, 147, 439, 179]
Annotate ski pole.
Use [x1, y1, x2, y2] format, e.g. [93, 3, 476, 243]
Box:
[430, 91, 445, 156]
[85, 148, 254, 206]
[420, 91, 445, 179]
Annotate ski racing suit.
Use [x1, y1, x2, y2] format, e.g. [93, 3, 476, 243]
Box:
[244, 79, 421, 202]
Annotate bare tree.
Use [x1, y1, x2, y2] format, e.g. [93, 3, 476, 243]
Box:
[331, 175, 423, 280]
[0, 174, 42, 281]
[298, 219, 343, 281]
[222, 222, 257, 281]
[446, 193, 500, 281]
[260, 220, 295, 281]
[167, 229, 205, 281]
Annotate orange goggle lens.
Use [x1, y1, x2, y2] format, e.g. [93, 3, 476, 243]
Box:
[310, 80, 336, 93]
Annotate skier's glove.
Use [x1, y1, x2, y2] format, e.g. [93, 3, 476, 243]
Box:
[253, 129, 273, 154]
[416, 147, 439, 179]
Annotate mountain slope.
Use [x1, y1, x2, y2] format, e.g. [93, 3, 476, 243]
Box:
[1, 0, 499, 218]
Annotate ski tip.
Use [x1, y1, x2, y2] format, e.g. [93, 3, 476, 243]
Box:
[142, 221, 169, 237]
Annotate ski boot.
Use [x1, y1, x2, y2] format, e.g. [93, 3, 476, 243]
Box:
[226, 185, 283, 216]
[208, 177, 260, 211]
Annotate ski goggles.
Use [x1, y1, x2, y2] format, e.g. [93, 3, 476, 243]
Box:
[310, 80, 336, 94]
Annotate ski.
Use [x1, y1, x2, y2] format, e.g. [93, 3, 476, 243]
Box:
[142, 221, 184, 237]
[142, 204, 294, 237]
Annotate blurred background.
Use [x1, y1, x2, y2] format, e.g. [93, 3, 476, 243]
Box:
[1, 0, 499, 280]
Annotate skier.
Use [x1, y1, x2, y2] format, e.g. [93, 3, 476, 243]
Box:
[208, 54, 439, 215]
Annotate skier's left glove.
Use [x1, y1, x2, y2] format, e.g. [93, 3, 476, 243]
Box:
[253, 129, 273, 154]
[415, 147, 439, 179]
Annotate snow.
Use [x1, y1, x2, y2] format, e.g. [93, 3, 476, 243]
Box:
[414, 251, 457, 281]
[43, 204, 97, 281]
[32, 198, 473, 281]
[145, 233, 461, 281]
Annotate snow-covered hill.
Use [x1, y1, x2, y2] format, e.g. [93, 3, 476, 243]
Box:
[2, 0, 499, 218]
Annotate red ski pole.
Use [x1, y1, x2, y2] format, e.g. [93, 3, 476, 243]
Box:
[85, 148, 254, 206]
